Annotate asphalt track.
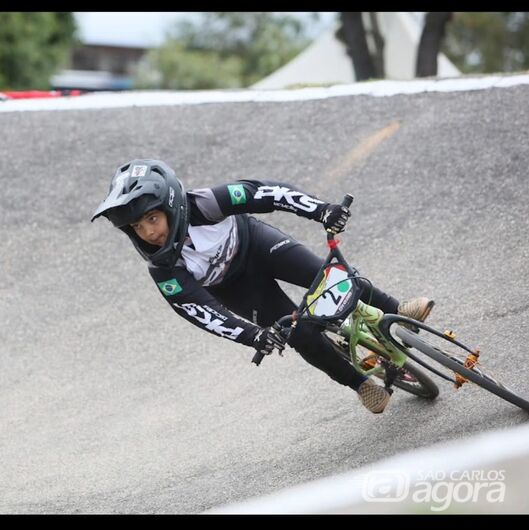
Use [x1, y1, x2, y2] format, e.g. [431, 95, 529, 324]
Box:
[1, 82, 529, 513]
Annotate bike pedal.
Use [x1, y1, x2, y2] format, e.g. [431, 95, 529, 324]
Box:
[360, 353, 378, 370]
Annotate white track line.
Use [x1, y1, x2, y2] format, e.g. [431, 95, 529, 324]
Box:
[1, 74, 529, 113]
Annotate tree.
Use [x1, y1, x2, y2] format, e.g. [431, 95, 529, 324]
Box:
[0, 12, 77, 90]
[325, 12, 529, 83]
[416, 12, 453, 77]
[136, 41, 242, 90]
[337, 12, 376, 81]
[368, 12, 385, 79]
[442, 12, 529, 74]
[337, 13, 385, 81]
[135, 12, 310, 89]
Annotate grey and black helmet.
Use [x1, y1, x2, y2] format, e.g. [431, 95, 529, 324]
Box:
[91, 159, 189, 268]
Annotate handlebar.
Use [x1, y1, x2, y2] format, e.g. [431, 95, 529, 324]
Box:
[252, 193, 354, 366]
[251, 349, 266, 367]
[342, 193, 354, 208]
[251, 321, 284, 366]
[327, 193, 354, 241]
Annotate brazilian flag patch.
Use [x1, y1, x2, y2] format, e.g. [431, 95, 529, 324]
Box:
[157, 278, 183, 297]
[227, 184, 247, 205]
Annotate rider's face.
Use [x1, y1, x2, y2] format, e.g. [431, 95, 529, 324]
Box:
[130, 209, 169, 247]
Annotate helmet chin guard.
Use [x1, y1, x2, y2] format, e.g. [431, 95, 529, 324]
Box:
[91, 159, 189, 268]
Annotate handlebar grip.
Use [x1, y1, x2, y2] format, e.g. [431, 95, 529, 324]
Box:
[251, 322, 286, 366]
[252, 350, 265, 366]
[342, 194, 354, 208]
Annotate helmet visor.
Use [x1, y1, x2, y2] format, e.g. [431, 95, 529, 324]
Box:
[104, 195, 162, 227]
[91, 177, 163, 226]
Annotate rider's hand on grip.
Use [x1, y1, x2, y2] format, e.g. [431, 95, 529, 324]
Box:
[320, 203, 351, 234]
[252, 326, 286, 356]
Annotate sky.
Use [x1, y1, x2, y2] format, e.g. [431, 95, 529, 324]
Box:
[74, 12, 338, 48]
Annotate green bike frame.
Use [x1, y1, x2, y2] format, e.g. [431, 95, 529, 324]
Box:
[338, 300, 408, 377]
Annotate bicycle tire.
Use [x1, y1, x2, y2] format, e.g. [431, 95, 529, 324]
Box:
[323, 332, 439, 400]
[395, 326, 529, 412]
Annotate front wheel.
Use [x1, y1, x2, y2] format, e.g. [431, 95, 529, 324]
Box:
[395, 326, 529, 413]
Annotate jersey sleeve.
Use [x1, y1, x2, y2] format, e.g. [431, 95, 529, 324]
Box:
[149, 265, 260, 346]
[187, 180, 329, 224]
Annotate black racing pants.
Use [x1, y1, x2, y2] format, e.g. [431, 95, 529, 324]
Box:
[207, 217, 400, 391]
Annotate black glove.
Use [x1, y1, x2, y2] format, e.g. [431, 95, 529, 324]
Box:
[319, 203, 351, 234]
[252, 326, 286, 356]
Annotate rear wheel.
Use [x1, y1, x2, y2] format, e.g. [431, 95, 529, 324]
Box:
[366, 354, 439, 399]
[394, 326, 529, 412]
[323, 332, 439, 400]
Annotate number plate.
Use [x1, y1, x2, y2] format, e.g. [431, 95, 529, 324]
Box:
[307, 264, 354, 317]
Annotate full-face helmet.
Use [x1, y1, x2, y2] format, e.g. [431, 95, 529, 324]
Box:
[91, 159, 189, 268]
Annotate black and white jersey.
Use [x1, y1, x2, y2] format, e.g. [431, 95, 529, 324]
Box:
[179, 215, 239, 287]
[148, 179, 329, 346]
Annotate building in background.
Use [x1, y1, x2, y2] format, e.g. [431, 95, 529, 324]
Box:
[51, 12, 174, 91]
[51, 43, 146, 91]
